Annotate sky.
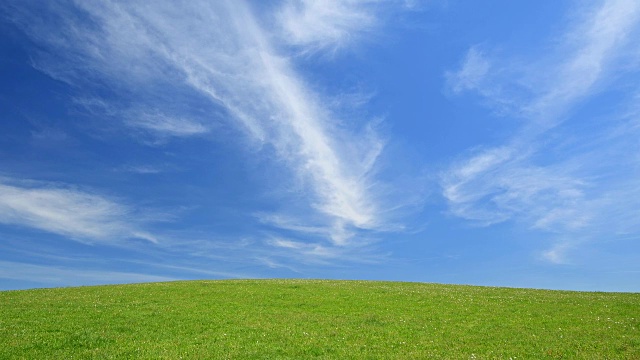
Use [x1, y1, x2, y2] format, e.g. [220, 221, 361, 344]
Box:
[1, 0, 639, 292]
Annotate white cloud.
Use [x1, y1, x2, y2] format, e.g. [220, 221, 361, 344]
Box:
[525, 0, 640, 128]
[3, 0, 417, 252]
[126, 112, 209, 137]
[176, 1, 390, 244]
[118, 165, 164, 174]
[0, 261, 176, 288]
[81, 0, 390, 244]
[540, 243, 574, 265]
[277, 0, 379, 54]
[256, 213, 329, 236]
[442, 0, 640, 261]
[0, 180, 156, 243]
[270, 237, 333, 256]
[446, 46, 491, 94]
[71, 97, 210, 141]
[266, 236, 385, 266]
[447, 1, 640, 126]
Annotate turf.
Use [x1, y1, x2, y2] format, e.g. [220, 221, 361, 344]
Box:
[1, 279, 638, 359]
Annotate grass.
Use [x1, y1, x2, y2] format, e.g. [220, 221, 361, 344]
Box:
[1, 279, 639, 359]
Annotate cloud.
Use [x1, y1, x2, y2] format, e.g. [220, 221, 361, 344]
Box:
[275, 0, 421, 56]
[540, 243, 574, 265]
[276, 0, 379, 54]
[446, 46, 491, 94]
[0, 179, 156, 244]
[443, 156, 590, 229]
[266, 235, 387, 267]
[118, 165, 165, 175]
[269, 238, 338, 258]
[125, 111, 209, 138]
[524, 0, 640, 129]
[442, 0, 640, 261]
[71, 97, 210, 142]
[0, 261, 176, 289]
[171, 1, 390, 244]
[2, 0, 419, 254]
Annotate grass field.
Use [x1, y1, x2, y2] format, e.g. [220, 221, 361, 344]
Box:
[1, 279, 638, 359]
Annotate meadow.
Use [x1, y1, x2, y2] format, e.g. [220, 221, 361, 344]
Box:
[1, 279, 638, 359]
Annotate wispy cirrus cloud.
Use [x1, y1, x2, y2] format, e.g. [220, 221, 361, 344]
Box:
[265, 235, 387, 268]
[2, 0, 411, 253]
[276, 0, 379, 54]
[446, 46, 491, 95]
[0, 179, 157, 244]
[442, 0, 640, 263]
[125, 111, 209, 139]
[0, 261, 176, 288]
[275, 0, 421, 56]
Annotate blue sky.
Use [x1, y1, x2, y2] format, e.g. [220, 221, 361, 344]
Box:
[1, 0, 639, 292]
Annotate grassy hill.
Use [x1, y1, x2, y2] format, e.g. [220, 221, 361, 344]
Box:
[1, 279, 638, 359]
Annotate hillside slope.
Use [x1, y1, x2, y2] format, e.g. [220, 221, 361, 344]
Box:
[1, 279, 639, 359]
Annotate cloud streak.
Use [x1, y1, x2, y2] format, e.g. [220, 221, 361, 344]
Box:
[442, 0, 640, 262]
[0, 179, 156, 244]
[2, 0, 405, 250]
[0, 261, 175, 288]
[148, 0, 388, 244]
[277, 0, 379, 54]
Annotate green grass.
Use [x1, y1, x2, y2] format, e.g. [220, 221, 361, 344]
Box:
[1, 280, 638, 359]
